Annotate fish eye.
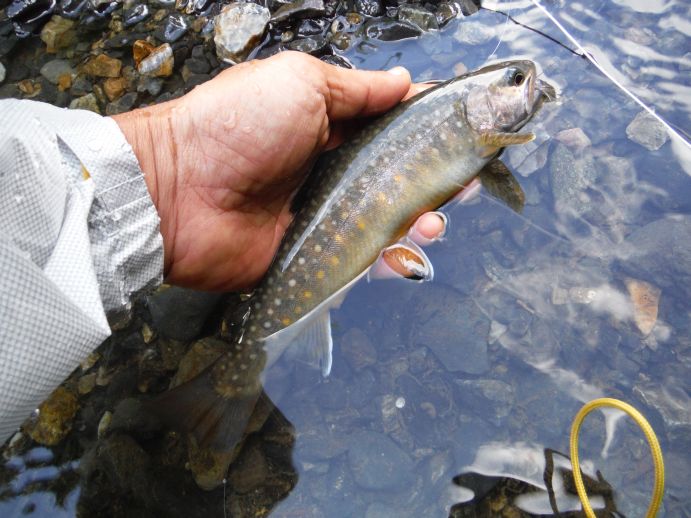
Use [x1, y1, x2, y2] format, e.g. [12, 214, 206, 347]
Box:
[512, 71, 525, 86]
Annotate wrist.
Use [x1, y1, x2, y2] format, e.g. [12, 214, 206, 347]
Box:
[111, 102, 179, 275]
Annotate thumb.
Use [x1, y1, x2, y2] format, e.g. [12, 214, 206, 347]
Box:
[320, 62, 412, 120]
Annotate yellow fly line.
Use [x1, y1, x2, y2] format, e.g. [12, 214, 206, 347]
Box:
[569, 398, 665, 518]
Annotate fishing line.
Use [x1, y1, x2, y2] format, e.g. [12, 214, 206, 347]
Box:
[528, 0, 691, 150]
[481, 6, 584, 58]
[484, 1, 512, 61]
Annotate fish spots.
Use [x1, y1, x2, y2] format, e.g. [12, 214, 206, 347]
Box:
[250, 325, 257, 332]
[288, 279, 296, 287]
[254, 302, 261, 309]
[316, 270, 325, 280]
[330, 256, 340, 267]
[334, 234, 343, 243]
[263, 321, 271, 329]
[393, 175, 403, 183]
[282, 317, 292, 325]
[357, 219, 366, 230]
[274, 298, 282, 306]
[295, 306, 303, 314]
[267, 308, 274, 315]
[232, 374, 239, 381]
[314, 244, 322, 253]
[298, 257, 305, 265]
[304, 291, 313, 299]
[377, 192, 387, 203]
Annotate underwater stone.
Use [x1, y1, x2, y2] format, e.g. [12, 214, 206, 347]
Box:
[453, 20, 495, 45]
[549, 143, 598, 216]
[347, 430, 415, 490]
[7, 0, 56, 24]
[40, 15, 75, 52]
[158, 13, 187, 42]
[147, 286, 222, 340]
[364, 19, 421, 41]
[626, 110, 669, 151]
[137, 43, 174, 77]
[105, 91, 137, 115]
[354, 0, 382, 17]
[286, 35, 330, 56]
[0, 62, 5, 84]
[102, 76, 127, 101]
[398, 5, 438, 31]
[214, 3, 270, 64]
[455, 379, 515, 426]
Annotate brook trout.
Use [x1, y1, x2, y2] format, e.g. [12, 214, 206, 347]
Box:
[153, 60, 555, 460]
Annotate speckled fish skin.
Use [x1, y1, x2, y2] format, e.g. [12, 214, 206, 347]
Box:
[157, 60, 553, 450]
[211, 60, 551, 389]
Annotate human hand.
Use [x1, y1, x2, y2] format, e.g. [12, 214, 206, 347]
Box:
[113, 51, 446, 291]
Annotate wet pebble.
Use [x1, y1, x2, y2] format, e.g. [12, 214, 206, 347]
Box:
[271, 0, 326, 22]
[626, 110, 669, 151]
[137, 43, 174, 78]
[82, 53, 122, 77]
[347, 430, 415, 490]
[297, 17, 330, 37]
[354, 0, 383, 17]
[158, 13, 187, 43]
[69, 92, 100, 112]
[555, 127, 591, 150]
[7, 0, 55, 25]
[105, 91, 137, 115]
[24, 386, 79, 446]
[435, 1, 459, 27]
[214, 2, 270, 64]
[137, 75, 164, 96]
[123, 4, 150, 27]
[147, 286, 222, 340]
[0, 62, 5, 83]
[320, 54, 352, 68]
[40, 15, 75, 52]
[340, 328, 377, 369]
[39, 58, 73, 84]
[364, 19, 422, 41]
[455, 379, 515, 426]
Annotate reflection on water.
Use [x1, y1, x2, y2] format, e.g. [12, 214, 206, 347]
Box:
[2, 0, 690, 516]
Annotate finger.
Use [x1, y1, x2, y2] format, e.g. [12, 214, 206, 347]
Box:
[402, 81, 437, 101]
[409, 211, 447, 246]
[321, 62, 412, 120]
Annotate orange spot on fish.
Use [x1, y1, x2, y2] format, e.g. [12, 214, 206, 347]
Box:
[357, 220, 366, 230]
[304, 291, 313, 299]
[282, 317, 292, 326]
[316, 270, 325, 279]
[330, 256, 340, 266]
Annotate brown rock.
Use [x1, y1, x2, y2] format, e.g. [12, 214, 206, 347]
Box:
[41, 16, 76, 53]
[103, 76, 127, 101]
[57, 73, 72, 91]
[133, 39, 155, 68]
[18, 79, 41, 97]
[82, 54, 122, 78]
[625, 278, 661, 336]
[24, 386, 79, 445]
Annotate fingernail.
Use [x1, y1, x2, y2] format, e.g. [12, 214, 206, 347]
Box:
[387, 66, 409, 76]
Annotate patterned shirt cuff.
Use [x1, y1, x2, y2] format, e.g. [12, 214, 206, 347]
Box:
[31, 103, 164, 319]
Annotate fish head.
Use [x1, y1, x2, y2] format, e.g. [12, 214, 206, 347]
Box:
[463, 60, 555, 136]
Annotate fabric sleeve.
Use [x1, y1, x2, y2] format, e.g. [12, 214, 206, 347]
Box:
[0, 99, 164, 444]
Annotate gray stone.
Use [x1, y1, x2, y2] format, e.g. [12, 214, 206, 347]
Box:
[555, 127, 591, 150]
[398, 5, 438, 31]
[408, 284, 489, 374]
[634, 380, 691, 448]
[105, 91, 138, 115]
[213, 3, 270, 64]
[39, 59, 73, 84]
[147, 286, 223, 341]
[69, 93, 100, 113]
[549, 143, 598, 216]
[364, 19, 422, 41]
[626, 110, 669, 151]
[618, 215, 691, 299]
[0, 61, 5, 84]
[455, 379, 515, 425]
[347, 430, 415, 490]
[137, 76, 164, 96]
[354, 0, 382, 17]
[271, 0, 325, 22]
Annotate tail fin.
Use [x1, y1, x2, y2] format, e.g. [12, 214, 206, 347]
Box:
[146, 367, 261, 452]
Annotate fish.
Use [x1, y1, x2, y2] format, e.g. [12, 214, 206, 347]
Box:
[150, 60, 555, 465]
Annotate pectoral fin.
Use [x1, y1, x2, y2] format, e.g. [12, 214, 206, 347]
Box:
[480, 132, 536, 148]
[369, 240, 434, 282]
[478, 159, 526, 214]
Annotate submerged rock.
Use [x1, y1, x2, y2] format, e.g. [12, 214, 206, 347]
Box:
[214, 3, 270, 64]
[123, 4, 150, 27]
[39, 58, 73, 84]
[398, 5, 438, 31]
[0, 62, 5, 84]
[347, 430, 415, 490]
[549, 142, 598, 216]
[147, 286, 222, 340]
[354, 0, 382, 17]
[364, 19, 422, 41]
[69, 92, 100, 112]
[626, 110, 669, 151]
[158, 13, 187, 43]
[286, 35, 330, 56]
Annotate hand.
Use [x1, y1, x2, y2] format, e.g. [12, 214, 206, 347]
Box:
[113, 51, 445, 291]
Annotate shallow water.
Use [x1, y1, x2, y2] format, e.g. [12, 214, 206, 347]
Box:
[2, 0, 690, 516]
